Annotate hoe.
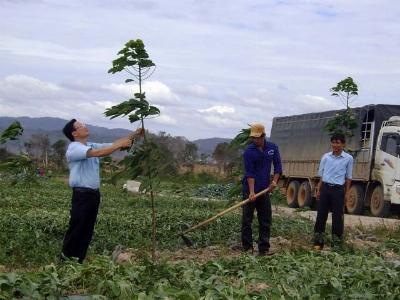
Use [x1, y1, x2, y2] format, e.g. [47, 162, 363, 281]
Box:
[180, 186, 271, 247]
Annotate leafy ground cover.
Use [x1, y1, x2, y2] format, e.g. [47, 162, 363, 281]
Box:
[0, 179, 312, 268]
[2, 251, 400, 299]
[1, 179, 400, 299]
[192, 183, 235, 199]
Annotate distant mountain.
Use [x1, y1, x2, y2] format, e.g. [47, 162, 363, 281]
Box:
[0, 116, 131, 154]
[0, 116, 231, 158]
[193, 137, 231, 156]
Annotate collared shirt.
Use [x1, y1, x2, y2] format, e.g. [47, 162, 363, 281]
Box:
[242, 141, 283, 194]
[318, 151, 353, 185]
[66, 141, 112, 189]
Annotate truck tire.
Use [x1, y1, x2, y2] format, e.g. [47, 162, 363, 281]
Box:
[370, 185, 390, 217]
[287, 181, 300, 208]
[346, 185, 364, 215]
[298, 181, 312, 208]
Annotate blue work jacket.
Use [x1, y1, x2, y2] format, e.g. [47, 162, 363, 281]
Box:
[242, 141, 283, 194]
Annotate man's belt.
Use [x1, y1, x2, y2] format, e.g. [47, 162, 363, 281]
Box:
[323, 182, 344, 189]
[73, 187, 99, 193]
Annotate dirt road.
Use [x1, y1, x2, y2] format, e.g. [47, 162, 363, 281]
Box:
[274, 206, 400, 229]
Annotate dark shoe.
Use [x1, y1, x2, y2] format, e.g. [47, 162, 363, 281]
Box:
[59, 252, 68, 262]
[231, 244, 253, 253]
[331, 235, 343, 246]
[243, 247, 254, 254]
[257, 251, 267, 257]
[59, 253, 81, 264]
[331, 235, 344, 252]
[313, 232, 324, 250]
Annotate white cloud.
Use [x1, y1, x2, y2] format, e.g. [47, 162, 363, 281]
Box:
[0, 74, 181, 132]
[196, 104, 243, 129]
[183, 84, 208, 98]
[0, 74, 61, 98]
[242, 97, 263, 106]
[103, 81, 180, 105]
[203, 115, 242, 128]
[103, 83, 131, 97]
[153, 114, 177, 125]
[228, 88, 282, 110]
[0, 75, 109, 124]
[295, 94, 342, 113]
[94, 101, 117, 109]
[198, 105, 235, 114]
[0, 36, 113, 63]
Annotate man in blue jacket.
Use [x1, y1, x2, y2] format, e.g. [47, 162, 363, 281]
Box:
[242, 123, 282, 256]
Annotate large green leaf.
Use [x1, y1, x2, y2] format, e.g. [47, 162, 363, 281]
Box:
[148, 106, 160, 116]
[0, 121, 23, 144]
[104, 99, 143, 119]
[134, 92, 146, 101]
[129, 114, 142, 123]
[230, 128, 251, 149]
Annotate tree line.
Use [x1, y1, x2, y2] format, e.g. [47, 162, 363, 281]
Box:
[0, 129, 242, 176]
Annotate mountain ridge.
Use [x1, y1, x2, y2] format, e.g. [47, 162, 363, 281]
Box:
[0, 116, 230, 155]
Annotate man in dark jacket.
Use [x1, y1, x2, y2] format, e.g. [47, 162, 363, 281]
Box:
[242, 123, 282, 256]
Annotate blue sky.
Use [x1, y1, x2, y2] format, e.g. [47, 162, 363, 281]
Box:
[0, 0, 399, 140]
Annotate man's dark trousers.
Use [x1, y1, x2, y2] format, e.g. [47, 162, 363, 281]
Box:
[242, 193, 272, 252]
[314, 183, 345, 247]
[62, 188, 100, 263]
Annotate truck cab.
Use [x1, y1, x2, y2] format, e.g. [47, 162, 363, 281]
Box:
[371, 116, 400, 215]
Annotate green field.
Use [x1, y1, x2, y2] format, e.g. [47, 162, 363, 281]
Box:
[1, 178, 400, 299]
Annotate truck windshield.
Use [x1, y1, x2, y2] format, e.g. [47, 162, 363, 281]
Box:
[380, 133, 400, 157]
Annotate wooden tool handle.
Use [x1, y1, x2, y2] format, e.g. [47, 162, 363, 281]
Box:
[182, 187, 271, 235]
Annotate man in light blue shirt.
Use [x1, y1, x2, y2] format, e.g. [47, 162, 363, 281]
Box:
[313, 132, 353, 251]
[61, 118, 142, 263]
[66, 141, 113, 190]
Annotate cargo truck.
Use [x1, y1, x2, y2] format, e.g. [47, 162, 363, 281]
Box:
[270, 104, 400, 217]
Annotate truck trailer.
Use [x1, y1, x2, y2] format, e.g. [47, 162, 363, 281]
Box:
[270, 104, 400, 217]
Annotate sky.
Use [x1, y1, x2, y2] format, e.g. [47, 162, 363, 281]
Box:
[0, 0, 399, 140]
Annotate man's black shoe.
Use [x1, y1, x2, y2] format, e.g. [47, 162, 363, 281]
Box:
[59, 252, 82, 264]
[313, 232, 324, 248]
[331, 235, 344, 252]
[257, 251, 267, 257]
[231, 244, 253, 253]
[243, 247, 254, 254]
[59, 252, 68, 262]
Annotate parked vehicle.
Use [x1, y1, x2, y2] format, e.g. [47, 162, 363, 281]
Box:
[270, 104, 400, 217]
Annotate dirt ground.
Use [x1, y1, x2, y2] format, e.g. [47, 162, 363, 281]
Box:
[112, 206, 400, 265]
[114, 236, 400, 266]
[113, 235, 325, 265]
[274, 206, 400, 230]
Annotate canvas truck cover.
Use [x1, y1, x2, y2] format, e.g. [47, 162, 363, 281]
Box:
[270, 104, 400, 180]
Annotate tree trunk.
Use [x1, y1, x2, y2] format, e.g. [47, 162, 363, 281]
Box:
[139, 68, 157, 262]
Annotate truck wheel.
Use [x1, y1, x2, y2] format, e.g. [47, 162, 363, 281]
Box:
[287, 181, 300, 208]
[346, 185, 364, 215]
[370, 185, 390, 217]
[298, 181, 312, 208]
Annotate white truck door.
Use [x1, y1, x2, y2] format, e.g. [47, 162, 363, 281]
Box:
[375, 133, 399, 186]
